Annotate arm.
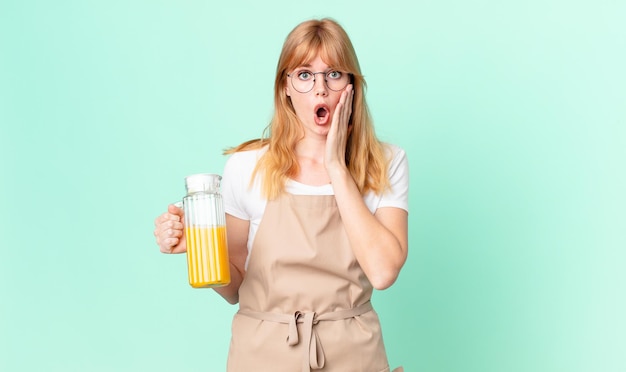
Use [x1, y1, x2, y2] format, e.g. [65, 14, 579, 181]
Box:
[212, 214, 249, 304]
[325, 85, 408, 289]
[329, 171, 408, 290]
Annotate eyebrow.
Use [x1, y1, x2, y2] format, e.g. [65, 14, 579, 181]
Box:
[294, 65, 334, 71]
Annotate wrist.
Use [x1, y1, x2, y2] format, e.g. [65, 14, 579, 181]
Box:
[327, 165, 350, 185]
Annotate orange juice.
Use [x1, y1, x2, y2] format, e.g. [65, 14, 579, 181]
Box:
[185, 226, 230, 288]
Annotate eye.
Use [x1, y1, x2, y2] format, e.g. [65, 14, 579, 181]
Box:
[297, 70, 313, 81]
[327, 71, 343, 80]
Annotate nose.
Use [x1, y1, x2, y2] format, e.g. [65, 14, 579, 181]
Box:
[313, 74, 328, 96]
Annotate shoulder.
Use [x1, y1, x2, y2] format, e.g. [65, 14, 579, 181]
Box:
[366, 142, 409, 212]
[223, 146, 268, 182]
[225, 146, 268, 168]
[223, 146, 268, 191]
[382, 142, 406, 158]
[381, 143, 408, 174]
[222, 146, 268, 220]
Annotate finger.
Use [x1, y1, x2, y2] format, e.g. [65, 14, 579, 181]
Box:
[168, 203, 184, 217]
[340, 86, 353, 125]
[158, 219, 184, 232]
[155, 211, 182, 227]
[154, 213, 166, 226]
[343, 85, 353, 124]
[155, 220, 184, 239]
[333, 94, 347, 131]
[159, 239, 177, 253]
[157, 228, 184, 251]
[155, 213, 173, 226]
[347, 85, 354, 115]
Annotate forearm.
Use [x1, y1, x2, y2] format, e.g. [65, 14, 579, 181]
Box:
[213, 214, 250, 304]
[213, 262, 244, 304]
[329, 167, 408, 290]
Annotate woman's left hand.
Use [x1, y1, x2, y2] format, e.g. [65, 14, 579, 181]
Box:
[325, 84, 354, 173]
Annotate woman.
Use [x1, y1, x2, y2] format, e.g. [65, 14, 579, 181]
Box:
[154, 18, 408, 372]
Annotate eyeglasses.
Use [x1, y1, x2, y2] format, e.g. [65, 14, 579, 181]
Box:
[287, 69, 351, 93]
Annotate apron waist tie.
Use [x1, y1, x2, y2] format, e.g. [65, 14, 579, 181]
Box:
[238, 301, 373, 372]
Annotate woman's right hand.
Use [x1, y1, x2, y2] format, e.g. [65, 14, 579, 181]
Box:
[154, 204, 187, 253]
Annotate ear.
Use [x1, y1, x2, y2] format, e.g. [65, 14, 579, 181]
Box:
[285, 82, 291, 97]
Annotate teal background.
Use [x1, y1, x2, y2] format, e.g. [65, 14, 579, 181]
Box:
[1, 0, 625, 371]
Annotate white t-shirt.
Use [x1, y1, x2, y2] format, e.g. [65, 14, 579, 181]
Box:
[222, 143, 409, 264]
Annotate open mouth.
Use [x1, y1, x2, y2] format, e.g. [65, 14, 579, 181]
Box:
[314, 105, 330, 125]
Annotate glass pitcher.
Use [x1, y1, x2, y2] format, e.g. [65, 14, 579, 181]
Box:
[181, 173, 230, 288]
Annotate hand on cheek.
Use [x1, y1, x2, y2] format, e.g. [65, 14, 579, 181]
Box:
[325, 84, 354, 171]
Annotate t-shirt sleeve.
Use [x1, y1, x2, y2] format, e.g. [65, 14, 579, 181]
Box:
[378, 145, 409, 212]
[222, 152, 250, 220]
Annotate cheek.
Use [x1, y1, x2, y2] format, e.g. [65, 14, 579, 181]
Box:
[289, 96, 307, 116]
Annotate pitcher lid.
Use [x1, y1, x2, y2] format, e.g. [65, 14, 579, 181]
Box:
[185, 173, 221, 194]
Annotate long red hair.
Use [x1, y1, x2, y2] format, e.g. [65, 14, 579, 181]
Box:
[226, 18, 389, 199]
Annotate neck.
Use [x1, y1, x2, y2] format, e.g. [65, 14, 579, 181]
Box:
[294, 137, 326, 162]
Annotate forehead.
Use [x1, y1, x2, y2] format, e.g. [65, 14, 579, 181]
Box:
[288, 43, 343, 71]
[295, 55, 332, 70]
